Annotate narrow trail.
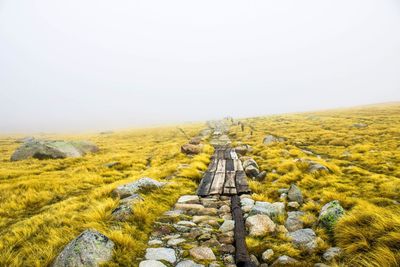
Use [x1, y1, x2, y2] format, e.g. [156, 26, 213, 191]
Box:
[140, 121, 256, 267]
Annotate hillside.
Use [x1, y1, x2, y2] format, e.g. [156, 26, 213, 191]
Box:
[0, 103, 399, 267]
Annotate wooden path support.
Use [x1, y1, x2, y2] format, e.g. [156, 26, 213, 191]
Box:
[197, 147, 251, 196]
[231, 195, 256, 267]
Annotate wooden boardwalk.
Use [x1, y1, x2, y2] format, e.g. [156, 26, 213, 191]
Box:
[197, 146, 251, 196]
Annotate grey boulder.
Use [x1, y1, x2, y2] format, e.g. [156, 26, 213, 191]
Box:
[112, 178, 165, 199]
[288, 228, 318, 252]
[287, 184, 303, 204]
[52, 229, 114, 267]
[285, 211, 305, 232]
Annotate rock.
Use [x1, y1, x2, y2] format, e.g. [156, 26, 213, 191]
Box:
[198, 233, 212, 241]
[177, 221, 196, 227]
[177, 195, 200, 204]
[176, 260, 205, 267]
[287, 202, 300, 209]
[219, 244, 235, 254]
[113, 177, 165, 199]
[234, 145, 252, 156]
[263, 135, 286, 145]
[352, 123, 368, 128]
[189, 247, 216, 261]
[288, 228, 317, 252]
[189, 136, 202, 145]
[314, 264, 330, 267]
[287, 184, 303, 204]
[11, 140, 99, 161]
[246, 214, 276, 237]
[245, 165, 260, 178]
[167, 238, 185, 246]
[271, 255, 298, 266]
[219, 205, 231, 214]
[16, 136, 35, 143]
[219, 220, 235, 232]
[111, 204, 132, 221]
[277, 188, 289, 194]
[256, 171, 267, 181]
[249, 201, 286, 219]
[279, 193, 287, 202]
[308, 162, 329, 173]
[148, 239, 163, 246]
[198, 208, 218, 216]
[241, 198, 255, 207]
[104, 161, 121, 168]
[242, 158, 259, 170]
[223, 255, 235, 264]
[285, 211, 305, 232]
[181, 144, 202, 155]
[120, 194, 143, 205]
[262, 249, 274, 262]
[51, 229, 114, 267]
[139, 260, 167, 267]
[250, 254, 260, 266]
[318, 200, 345, 231]
[145, 248, 176, 263]
[323, 247, 342, 261]
[276, 225, 288, 234]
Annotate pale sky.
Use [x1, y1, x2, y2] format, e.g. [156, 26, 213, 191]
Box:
[0, 0, 399, 133]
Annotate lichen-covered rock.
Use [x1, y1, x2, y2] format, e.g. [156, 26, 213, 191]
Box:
[246, 214, 276, 237]
[318, 200, 345, 231]
[288, 228, 317, 252]
[285, 211, 305, 232]
[263, 135, 286, 145]
[112, 177, 165, 199]
[145, 247, 176, 263]
[11, 140, 99, 161]
[287, 184, 303, 204]
[249, 201, 286, 220]
[52, 229, 114, 267]
[112, 194, 143, 221]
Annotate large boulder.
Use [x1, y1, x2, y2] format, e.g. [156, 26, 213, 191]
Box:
[52, 229, 114, 267]
[181, 144, 202, 155]
[287, 184, 303, 204]
[11, 139, 98, 161]
[246, 214, 276, 237]
[318, 200, 345, 231]
[288, 228, 317, 252]
[263, 135, 286, 145]
[112, 178, 165, 199]
[249, 201, 286, 220]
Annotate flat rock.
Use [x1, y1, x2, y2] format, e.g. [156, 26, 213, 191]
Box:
[176, 260, 205, 267]
[145, 247, 176, 263]
[139, 260, 167, 267]
[285, 211, 305, 232]
[178, 195, 200, 204]
[323, 247, 342, 261]
[219, 220, 235, 232]
[249, 201, 285, 219]
[113, 178, 165, 199]
[262, 249, 274, 262]
[51, 229, 114, 267]
[288, 228, 317, 252]
[167, 238, 186, 246]
[246, 214, 276, 237]
[189, 247, 216, 261]
[271, 255, 298, 266]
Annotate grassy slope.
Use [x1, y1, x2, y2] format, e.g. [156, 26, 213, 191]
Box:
[0, 125, 212, 266]
[229, 103, 400, 266]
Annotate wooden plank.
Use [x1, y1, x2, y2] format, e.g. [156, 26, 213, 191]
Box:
[230, 150, 238, 159]
[235, 171, 251, 194]
[224, 149, 232, 159]
[209, 171, 225, 194]
[216, 159, 226, 172]
[224, 187, 237, 195]
[231, 195, 256, 267]
[197, 171, 215, 196]
[207, 159, 218, 172]
[233, 159, 244, 171]
[225, 159, 234, 171]
[217, 149, 225, 159]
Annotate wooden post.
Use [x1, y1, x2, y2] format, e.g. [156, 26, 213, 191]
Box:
[231, 195, 256, 267]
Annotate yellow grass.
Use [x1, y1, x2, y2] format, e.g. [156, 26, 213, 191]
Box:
[231, 103, 400, 266]
[0, 124, 212, 266]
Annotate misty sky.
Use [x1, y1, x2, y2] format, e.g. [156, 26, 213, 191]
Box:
[1, 1, 399, 133]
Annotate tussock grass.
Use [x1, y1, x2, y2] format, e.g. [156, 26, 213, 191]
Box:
[0, 124, 212, 266]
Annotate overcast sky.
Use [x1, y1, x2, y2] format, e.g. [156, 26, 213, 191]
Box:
[0, 0, 399, 133]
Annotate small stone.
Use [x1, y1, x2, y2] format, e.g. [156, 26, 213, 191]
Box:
[112, 177, 165, 199]
[219, 205, 231, 213]
[176, 260, 205, 267]
[242, 205, 252, 213]
[189, 247, 216, 261]
[219, 220, 235, 232]
[198, 208, 218, 216]
[223, 255, 235, 264]
[314, 264, 330, 267]
[256, 171, 267, 181]
[145, 248, 176, 263]
[277, 188, 289, 194]
[250, 254, 260, 266]
[287, 184, 303, 204]
[148, 239, 163, 246]
[221, 214, 232, 220]
[288, 202, 300, 209]
[279, 193, 287, 202]
[288, 228, 317, 252]
[285, 211, 305, 232]
[249, 202, 286, 219]
[323, 247, 342, 261]
[241, 198, 255, 207]
[245, 165, 260, 177]
[218, 235, 234, 244]
[219, 244, 235, 254]
[177, 221, 197, 227]
[262, 249, 274, 262]
[139, 260, 167, 267]
[167, 238, 185, 246]
[271, 255, 298, 266]
[177, 195, 200, 204]
[198, 233, 212, 241]
[246, 214, 276, 237]
[318, 200, 345, 232]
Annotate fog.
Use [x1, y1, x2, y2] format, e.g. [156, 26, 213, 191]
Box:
[1, 0, 399, 133]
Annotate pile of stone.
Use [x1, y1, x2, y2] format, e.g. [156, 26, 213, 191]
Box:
[10, 139, 99, 161]
[139, 195, 236, 267]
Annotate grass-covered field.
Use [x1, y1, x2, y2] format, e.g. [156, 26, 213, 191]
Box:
[0, 125, 212, 266]
[230, 103, 400, 266]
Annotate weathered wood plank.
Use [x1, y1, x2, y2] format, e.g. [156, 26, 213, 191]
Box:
[216, 159, 226, 172]
[224, 149, 232, 159]
[207, 159, 218, 172]
[209, 171, 225, 194]
[225, 159, 234, 171]
[230, 150, 239, 159]
[197, 171, 215, 196]
[235, 171, 251, 194]
[218, 149, 225, 159]
[224, 187, 237, 195]
[233, 159, 244, 171]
